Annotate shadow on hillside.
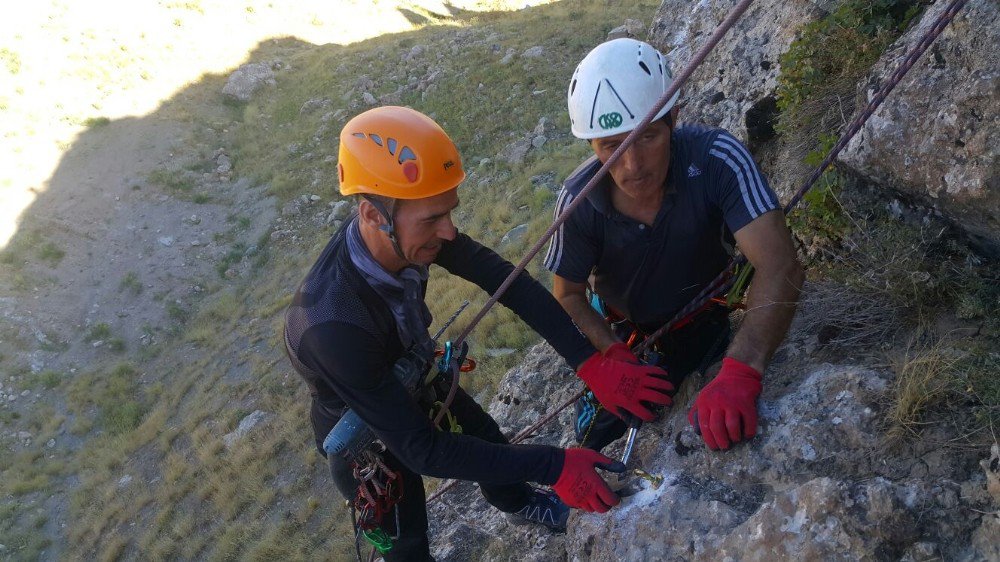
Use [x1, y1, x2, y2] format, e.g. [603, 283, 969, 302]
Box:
[1, 1, 592, 559]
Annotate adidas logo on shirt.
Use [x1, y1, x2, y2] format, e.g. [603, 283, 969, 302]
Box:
[687, 163, 703, 178]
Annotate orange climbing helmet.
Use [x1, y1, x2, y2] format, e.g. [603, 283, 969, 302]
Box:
[338, 106, 466, 199]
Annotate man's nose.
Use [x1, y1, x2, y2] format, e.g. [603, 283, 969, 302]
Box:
[437, 215, 457, 241]
[618, 146, 642, 174]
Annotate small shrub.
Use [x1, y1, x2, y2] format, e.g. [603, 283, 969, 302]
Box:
[776, 0, 927, 166]
[788, 134, 852, 253]
[148, 168, 194, 192]
[30, 370, 63, 390]
[166, 301, 190, 323]
[83, 116, 111, 128]
[777, 0, 924, 121]
[119, 271, 143, 295]
[68, 362, 147, 436]
[85, 323, 112, 342]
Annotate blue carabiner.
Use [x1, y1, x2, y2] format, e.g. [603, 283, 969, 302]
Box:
[437, 340, 453, 374]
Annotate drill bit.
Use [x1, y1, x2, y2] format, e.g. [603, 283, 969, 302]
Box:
[632, 468, 664, 489]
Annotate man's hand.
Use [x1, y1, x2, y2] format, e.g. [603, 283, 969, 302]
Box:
[688, 357, 761, 450]
[577, 343, 673, 422]
[552, 448, 621, 513]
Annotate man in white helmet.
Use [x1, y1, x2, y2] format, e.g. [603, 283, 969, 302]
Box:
[545, 38, 804, 452]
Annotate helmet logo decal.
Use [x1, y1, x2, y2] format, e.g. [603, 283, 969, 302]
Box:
[598, 112, 623, 130]
[603, 79, 635, 119]
[589, 78, 636, 132]
[443, 160, 455, 170]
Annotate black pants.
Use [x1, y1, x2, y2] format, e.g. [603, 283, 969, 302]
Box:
[576, 309, 731, 451]
[329, 385, 530, 562]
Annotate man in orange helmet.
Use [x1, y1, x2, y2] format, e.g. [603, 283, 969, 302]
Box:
[283, 106, 673, 560]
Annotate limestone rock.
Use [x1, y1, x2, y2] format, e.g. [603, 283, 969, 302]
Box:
[648, 0, 825, 142]
[522, 46, 545, 58]
[326, 200, 351, 224]
[223, 410, 272, 449]
[839, 0, 1000, 257]
[498, 137, 531, 166]
[430, 344, 993, 561]
[222, 63, 276, 102]
[500, 224, 529, 246]
[607, 18, 646, 40]
[486, 343, 576, 444]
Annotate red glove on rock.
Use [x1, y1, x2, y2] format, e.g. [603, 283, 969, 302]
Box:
[688, 357, 762, 450]
[577, 343, 674, 422]
[552, 448, 621, 513]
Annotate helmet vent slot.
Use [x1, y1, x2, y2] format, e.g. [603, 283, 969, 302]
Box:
[387, 138, 398, 155]
[352, 133, 366, 139]
[638, 61, 652, 76]
[570, 79, 577, 96]
[370, 134, 383, 146]
[398, 146, 416, 164]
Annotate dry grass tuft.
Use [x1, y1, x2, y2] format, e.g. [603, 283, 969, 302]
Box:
[793, 280, 902, 349]
[887, 339, 961, 441]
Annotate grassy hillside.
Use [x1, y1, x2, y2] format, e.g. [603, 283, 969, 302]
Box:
[38, 2, 659, 560]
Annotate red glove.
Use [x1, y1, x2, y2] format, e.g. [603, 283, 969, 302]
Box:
[688, 357, 762, 450]
[552, 448, 621, 513]
[577, 343, 673, 422]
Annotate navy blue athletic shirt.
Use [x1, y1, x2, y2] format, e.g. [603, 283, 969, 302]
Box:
[285, 217, 596, 486]
[544, 125, 779, 330]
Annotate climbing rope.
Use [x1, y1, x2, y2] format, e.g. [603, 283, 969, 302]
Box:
[637, 0, 970, 354]
[427, 0, 970, 503]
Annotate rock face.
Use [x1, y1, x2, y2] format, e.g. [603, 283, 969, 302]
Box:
[839, 0, 1000, 257]
[429, 344, 998, 561]
[647, 0, 827, 144]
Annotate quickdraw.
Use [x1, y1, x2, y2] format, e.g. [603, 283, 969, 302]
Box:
[351, 450, 402, 530]
[350, 448, 402, 556]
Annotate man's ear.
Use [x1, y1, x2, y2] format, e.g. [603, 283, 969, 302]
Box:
[357, 199, 384, 227]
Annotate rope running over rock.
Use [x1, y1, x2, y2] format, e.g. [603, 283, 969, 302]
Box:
[427, 0, 969, 506]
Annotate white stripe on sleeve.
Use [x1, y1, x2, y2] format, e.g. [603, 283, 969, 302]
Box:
[544, 189, 572, 271]
[714, 134, 776, 211]
[709, 147, 761, 219]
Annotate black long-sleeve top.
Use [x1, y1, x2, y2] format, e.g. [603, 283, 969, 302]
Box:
[283, 218, 596, 486]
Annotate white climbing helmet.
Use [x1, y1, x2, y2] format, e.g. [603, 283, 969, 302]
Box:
[567, 38, 679, 140]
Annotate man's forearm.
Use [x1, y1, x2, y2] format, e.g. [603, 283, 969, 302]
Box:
[558, 293, 619, 365]
[726, 262, 804, 373]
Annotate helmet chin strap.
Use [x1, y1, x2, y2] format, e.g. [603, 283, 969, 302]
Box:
[363, 195, 409, 263]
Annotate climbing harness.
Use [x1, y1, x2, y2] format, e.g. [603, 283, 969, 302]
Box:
[326, 301, 474, 558]
[425, 0, 970, 507]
